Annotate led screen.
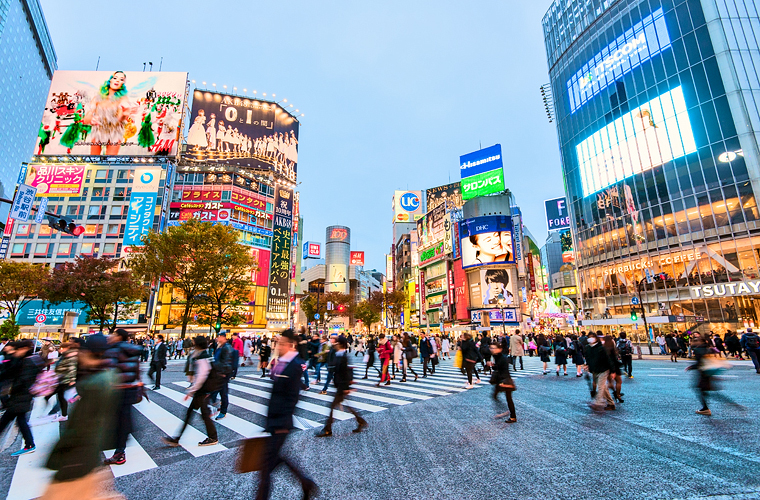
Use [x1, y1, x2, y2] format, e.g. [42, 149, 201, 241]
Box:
[459, 216, 514, 269]
[576, 86, 697, 197]
[567, 8, 671, 114]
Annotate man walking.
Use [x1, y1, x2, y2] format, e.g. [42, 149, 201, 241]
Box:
[585, 332, 615, 411]
[0, 340, 41, 456]
[656, 333, 667, 355]
[616, 332, 634, 378]
[255, 329, 317, 500]
[148, 334, 167, 390]
[740, 328, 760, 374]
[318, 335, 337, 395]
[509, 330, 525, 370]
[420, 332, 433, 377]
[210, 333, 234, 420]
[316, 336, 367, 437]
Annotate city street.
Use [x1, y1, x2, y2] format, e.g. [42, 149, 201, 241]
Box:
[0, 355, 758, 500]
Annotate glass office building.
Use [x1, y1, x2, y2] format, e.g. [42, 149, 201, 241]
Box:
[0, 0, 56, 216]
[543, 0, 760, 333]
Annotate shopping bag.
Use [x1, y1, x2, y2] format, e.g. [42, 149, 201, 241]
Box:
[453, 350, 463, 368]
[235, 435, 271, 473]
[363, 354, 370, 363]
[63, 387, 79, 404]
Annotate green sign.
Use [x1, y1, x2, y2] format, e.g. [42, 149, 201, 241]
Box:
[462, 167, 504, 200]
[420, 240, 445, 265]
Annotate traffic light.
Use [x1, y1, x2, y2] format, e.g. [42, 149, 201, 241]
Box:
[215, 319, 222, 331]
[630, 309, 638, 321]
[47, 215, 84, 236]
[337, 304, 346, 313]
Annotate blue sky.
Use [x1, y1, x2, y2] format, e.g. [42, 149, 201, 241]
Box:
[41, 0, 562, 271]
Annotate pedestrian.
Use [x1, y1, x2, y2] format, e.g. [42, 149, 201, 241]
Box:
[362, 336, 380, 379]
[231, 332, 243, 378]
[479, 333, 492, 375]
[162, 336, 220, 447]
[740, 328, 760, 374]
[401, 333, 419, 382]
[254, 329, 317, 500]
[441, 336, 451, 360]
[316, 336, 367, 437]
[656, 333, 667, 355]
[420, 332, 434, 377]
[50, 341, 78, 422]
[319, 335, 337, 394]
[687, 333, 736, 416]
[375, 333, 393, 387]
[103, 329, 144, 466]
[259, 338, 272, 378]
[509, 330, 525, 371]
[210, 333, 234, 420]
[585, 332, 615, 411]
[725, 330, 742, 359]
[460, 332, 482, 389]
[297, 327, 311, 389]
[604, 335, 624, 404]
[554, 335, 568, 376]
[570, 334, 585, 377]
[314, 335, 329, 383]
[147, 334, 167, 390]
[489, 339, 516, 423]
[537, 334, 551, 374]
[713, 333, 727, 358]
[392, 335, 403, 380]
[666, 333, 680, 362]
[243, 336, 253, 367]
[616, 332, 634, 378]
[0, 340, 42, 456]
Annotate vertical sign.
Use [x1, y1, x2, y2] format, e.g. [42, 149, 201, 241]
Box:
[443, 213, 453, 255]
[34, 198, 49, 224]
[9, 184, 37, 222]
[266, 187, 294, 319]
[420, 269, 426, 322]
[512, 214, 524, 277]
[123, 167, 161, 246]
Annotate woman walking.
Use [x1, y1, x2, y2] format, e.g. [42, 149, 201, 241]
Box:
[460, 333, 482, 389]
[554, 335, 568, 376]
[604, 335, 624, 404]
[537, 334, 551, 374]
[570, 334, 585, 377]
[392, 335, 403, 380]
[401, 333, 419, 382]
[666, 333, 680, 362]
[490, 339, 517, 423]
[363, 336, 381, 379]
[51, 342, 78, 422]
[259, 338, 271, 378]
[441, 336, 451, 360]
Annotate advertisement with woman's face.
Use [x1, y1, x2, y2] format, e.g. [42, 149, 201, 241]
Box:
[459, 216, 515, 269]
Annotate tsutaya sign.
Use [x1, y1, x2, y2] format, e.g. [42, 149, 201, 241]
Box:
[691, 280, 760, 299]
[602, 249, 702, 276]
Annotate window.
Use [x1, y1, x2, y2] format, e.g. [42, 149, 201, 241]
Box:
[16, 224, 31, 236]
[103, 243, 116, 255]
[88, 205, 101, 216]
[95, 170, 107, 179]
[81, 243, 94, 254]
[86, 169, 93, 181]
[11, 243, 24, 255]
[58, 243, 72, 255]
[34, 243, 48, 255]
[38, 225, 53, 236]
[107, 224, 120, 235]
[116, 169, 133, 180]
[66, 205, 81, 216]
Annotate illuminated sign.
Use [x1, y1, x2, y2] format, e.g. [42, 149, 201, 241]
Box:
[26, 164, 87, 196]
[303, 241, 321, 259]
[419, 240, 445, 266]
[602, 249, 702, 276]
[329, 228, 348, 242]
[460, 144, 504, 201]
[567, 8, 671, 113]
[350, 251, 365, 266]
[393, 190, 424, 223]
[545, 197, 570, 231]
[690, 280, 760, 299]
[123, 167, 161, 246]
[459, 216, 514, 269]
[576, 86, 697, 196]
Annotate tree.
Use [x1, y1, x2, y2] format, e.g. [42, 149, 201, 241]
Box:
[299, 291, 352, 330]
[130, 219, 254, 338]
[0, 261, 47, 339]
[370, 289, 407, 330]
[44, 256, 145, 333]
[354, 300, 381, 332]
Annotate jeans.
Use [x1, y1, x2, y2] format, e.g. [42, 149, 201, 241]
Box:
[422, 357, 431, 376]
[620, 354, 633, 377]
[0, 409, 34, 448]
[315, 362, 324, 382]
[659, 344, 667, 355]
[55, 384, 71, 417]
[178, 392, 217, 441]
[321, 370, 334, 392]
[748, 349, 760, 373]
[210, 379, 229, 414]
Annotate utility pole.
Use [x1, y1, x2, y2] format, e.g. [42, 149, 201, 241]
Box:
[637, 278, 653, 355]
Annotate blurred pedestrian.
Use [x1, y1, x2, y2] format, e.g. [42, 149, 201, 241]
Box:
[259, 337, 272, 378]
[585, 332, 615, 411]
[604, 335, 624, 404]
[376, 334, 393, 387]
[740, 328, 760, 374]
[51, 341, 78, 422]
[687, 333, 737, 416]
[490, 339, 516, 423]
[570, 334, 586, 377]
[616, 332, 634, 378]
[0, 339, 42, 456]
[401, 333, 419, 382]
[554, 335, 568, 376]
[509, 330, 524, 371]
[316, 336, 367, 437]
[460, 332, 482, 389]
[210, 333, 234, 420]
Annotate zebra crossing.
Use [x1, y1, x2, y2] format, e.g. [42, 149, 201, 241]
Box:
[2, 357, 546, 499]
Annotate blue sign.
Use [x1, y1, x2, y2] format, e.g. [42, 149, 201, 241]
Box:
[34, 197, 49, 224]
[314, 313, 320, 320]
[10, 184, 37, 222]
[123, 193, 157, 246]
[631, 296, 640, 305]
[567, 8, 671, 113]
[399, 192, 420, 212]
[459, 216, 515, 268]
[545, 197, 570, 231]
[10, 299, 140, 326]
[17, 164, 28, 184]
[459, 144, 503, 179]
[470, 309, 518, 323]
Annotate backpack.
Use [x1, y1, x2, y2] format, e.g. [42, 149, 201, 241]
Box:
[30, 368, 57, 398]
[617, 339, 633, 356]
[747, 334, 760, 350]
[555, 344, 566, 353]
[201, 359, 224, 394]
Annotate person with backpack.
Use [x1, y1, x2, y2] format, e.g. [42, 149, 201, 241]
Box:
[554, 335, 568, 376]
[162, 336, 219, 447]
[460, 332, 482, 389]
[210, 333, 234, 420]
[537, 334, 551, 374]
[570, 334, 586, 377]
[419, 332, 435, 378]
[740, 328, 760, 374]
[401, 333, 419, 382]
[585, 332, 615, 412]
[376, 334, 393, 386]
[616, 332, 634, 378]
[316, 336, 367, 437]
[489, 338, 516, 424]
[0, 340, 41, 456]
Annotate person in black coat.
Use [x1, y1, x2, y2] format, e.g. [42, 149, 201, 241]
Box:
[0, 340, 42, 456]
[316, 336, 367, 437]
[460, 332, 482, 387]
[489, 339, 516, 423]
[104, 328, 144, 465]
[585, 332, 615, 411]
[148, 334, 167, 389]
[256, 330, 317, 500]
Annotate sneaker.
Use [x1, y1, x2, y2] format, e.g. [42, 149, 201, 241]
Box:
[319, 390, 327, 395]
[352, 421, 368, 433]
[104, 452, 126, 465]
[315, 429, 332, 438]
[10, 446, 35, 457]
[55, 415, 68, 422]
[464, 384, 474, 389]
[696, 409, 712, 416]
[628, 375, 634, 379]
[215, 413, 226, 420]
[505, 417, 517, 424]
[198, 438, 218, 447]
[161, 436, 180, 447]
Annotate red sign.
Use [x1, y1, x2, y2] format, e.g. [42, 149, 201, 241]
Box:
[177, 208, 231, 222]
[329, 228, 348, 241]
[306, 243, 321, 257]
[251, 248, 270, 288]
[350, 251, 365, 266]
[453, 259, 469, 321]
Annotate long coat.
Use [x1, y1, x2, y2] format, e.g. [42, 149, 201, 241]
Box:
[509, 335, 525, 357]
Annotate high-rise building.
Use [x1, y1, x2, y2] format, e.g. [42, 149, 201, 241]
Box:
[0, 0, 56, 218]
[544, 0, 760, 334]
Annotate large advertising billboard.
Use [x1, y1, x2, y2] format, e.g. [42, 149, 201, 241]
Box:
[460, 144, 504, 201]
[426, 182, 463, 211]
[459, 216, 514, 269]
[36, 71, 187, 157]
[467, 266, 518, 309]
[393, 190, 423, 223]
[545, 197, 570, 231]
[350, 251, 365, 266]
[576, 86, 697, 197]
[416, 203, 445, 249]
[185, 91, 299, 180]
[567, 8, 671, 114]
[123, 166, 162, 246]
[303, 241, 321, 259]
[266, 186, 294, 319]
[25, 164, 87, 196]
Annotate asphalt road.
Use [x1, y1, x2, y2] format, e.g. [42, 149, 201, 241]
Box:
[1, 354, 758, 500]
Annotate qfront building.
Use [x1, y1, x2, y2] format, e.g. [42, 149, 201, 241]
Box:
[544, 0, 760, 335]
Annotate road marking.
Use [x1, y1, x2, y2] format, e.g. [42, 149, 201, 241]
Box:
[647, 374, 679, 377]
[7, 398, 59, 500]
[133, 399, 227, 457]
[104, 435, 158, 478]
[228, 382, 354, 420]
[350, 378, 455, 397]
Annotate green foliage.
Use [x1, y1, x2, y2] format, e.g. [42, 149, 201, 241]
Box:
[370, 289, 406, 329]
[354, 300, 381, 330]
[0, 319, 20, 340]
[0, 261, 48, 326]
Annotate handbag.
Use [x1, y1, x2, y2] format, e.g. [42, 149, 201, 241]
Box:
[453, 350, 463, 368]
[362, 354, 370, 363]
[236, 435, 271, 473]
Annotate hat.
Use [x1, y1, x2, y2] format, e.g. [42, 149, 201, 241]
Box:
[83, 333, 110, 354]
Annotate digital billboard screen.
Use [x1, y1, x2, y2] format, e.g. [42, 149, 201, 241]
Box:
[459, 216, 514, 269]
[545, 197, 570, 231]
[426, 182, 463, 211]
[567, 8, 671, 113]
[467, 266, 518, 309]
[185, 91, 299, 180]
[576, 86, 697, 197]
[36, 71, 187, 157]
[460, 144, 504, 200]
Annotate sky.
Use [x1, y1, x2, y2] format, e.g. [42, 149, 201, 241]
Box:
[40, 0, 563, 272]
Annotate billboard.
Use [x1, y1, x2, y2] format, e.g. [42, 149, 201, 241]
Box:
[393, 190, 423, 223]
[577, 86, 697, 197]
[350, 251, 365, 266]
[266, 186, 294, 318]
[467, 266, 518, 309]
[460, 144, 504, 201]
[123, 166, 162, 246]
[416, 203, 445, 249]
[303, 241, 321, 259]
[36, 71, 187, 157]
[453, 259, 469, 321]
[426, 182, 463, 211]
[459, 216, 514, 269]
[567, 8, 671, 114]
[185, 91, 299, 179]
[545, 197, 570, 231]
[251, 248, 270, 288]
[25, 164, 87, 196]
[561, 229, 575, 263]
[386, 254, 394, 292]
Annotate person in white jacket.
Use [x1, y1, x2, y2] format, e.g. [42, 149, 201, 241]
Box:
[392, 336, 403, 380]
[441, 337, 451, 359]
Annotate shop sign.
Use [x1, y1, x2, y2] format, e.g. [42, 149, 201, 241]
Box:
[420, 240, 445, 266]
[602, 249, 702, 276]
[470, 309, 518, 323]
[690, 280, 760, 299]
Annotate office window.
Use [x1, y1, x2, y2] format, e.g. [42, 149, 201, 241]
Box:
[58, 243, 72, 255]
[11, 243, 24, 255]
[95, 170, 107, 179]
[34, 243, 48, 255]
[103, 243, 116, 254]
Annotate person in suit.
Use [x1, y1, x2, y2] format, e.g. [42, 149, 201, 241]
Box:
[316, 336, 367, 437]
[148, 334, 167, 390]
[255, 329, 317, 500]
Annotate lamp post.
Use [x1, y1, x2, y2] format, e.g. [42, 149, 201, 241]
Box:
[636, 278, 653, 355]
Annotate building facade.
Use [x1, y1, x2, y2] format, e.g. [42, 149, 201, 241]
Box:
[544, 0, 760, 334]
[0, 0, 56, 218]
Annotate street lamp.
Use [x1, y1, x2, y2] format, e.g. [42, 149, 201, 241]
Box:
[496, 293, 507, 336]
